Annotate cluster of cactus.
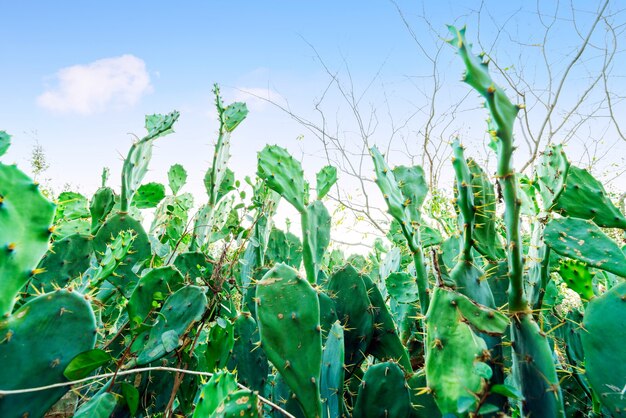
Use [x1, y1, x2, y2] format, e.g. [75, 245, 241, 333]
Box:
[1, 27, 625, 418]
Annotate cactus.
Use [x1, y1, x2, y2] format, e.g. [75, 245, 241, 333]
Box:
[353, 362, 412, 418]
[581, 281, 626, 415]
[425, 286, 508, 416]
[203, 318, 235, 371]
[256, 263, 322, 418]
[544, 217, 626, 277]
[89, 186, 115, 234]
[320, 321, 344, 418]
[127, 266, 185, 329]
[132, 182, 166, 209]
[558, 259, 595, 301]
[326, 264, 373, 373]
[120, 111, 179, 213]
[132, 285, 207, 365]
[227, 313, 269, 392]
[370, 148, 430, 313]
[0, 160, 55, 315]
[536, 144, 570, 211]
[0, 131, 10, 156]
[93, 213, 151, 295]
[167, 163, 187, 195]
[258, 145, 332, 284]
[316, 165, 337, 200]
[386, 271, 419, 303]
[361, 273, 412, 370]
[553, 165, 626, 228]
[30, 233, 92, 293]
[193, 370, 238, 418]
[448, 25, 565, 416]
[467, 158, 505, 260]
[0, 290, 97, 418]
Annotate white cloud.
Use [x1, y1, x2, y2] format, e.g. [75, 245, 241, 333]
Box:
[232, 87, 281, 112]
[37, 55, 152, 115]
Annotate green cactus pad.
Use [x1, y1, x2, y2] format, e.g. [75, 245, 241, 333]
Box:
[554, 165, 626, 229]
[0, 162, 56, 316]
[31, 233, 92, 293]
[353, 362, 412, 418]
[425, 287, 508, 416]
[221, 101, 249, 133]
[54, 191, 89, 222]
[536, 144, 570, 211]
[370, 147, 430, 312]
[316, 165, 337, 200]
[0, 131, 10, 156]
[318, 291, 338, 345]
[407, 371, 441, 418]
[204, 317, 234, 371]
[511, 313, 565, 417]
[193, 370, 238, 418]
[386, 271, 419, 303]
[265, 228, 302, 269]
[133, 285, 207, 365]
[0, 290, 96, 418]
[93, 213, 151, 295]
[320, 321, 344, 418]
[393, 164, 428, 223]
[302, 200, 331, 284]
[557, 259, 595, 300]
[173, 251, 213, 284]
[468, 158, 505, 260]
[326, 264, 373, 372]
[227, 313, 269, 392]
[258, 145, 308, 212]
[132, 182, 166, 209]
[256, 263, 322, 418]
[127, 266, 185, 329]
[581, 281, 626, 416]
[167, 163, 187, 195]
[89, 187, 115, 234]
[544, 217, 626, 277]
[370, 147, 412, 229]
[214, 389, 261, 417]
[120, 111, 179, 212]
[361, 273, 412, 370]
[447, 26, 519, 139]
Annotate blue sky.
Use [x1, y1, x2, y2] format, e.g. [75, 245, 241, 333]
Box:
[1, 1, 624, 246]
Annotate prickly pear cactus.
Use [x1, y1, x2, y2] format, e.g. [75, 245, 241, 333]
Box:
[256, 263, 322, 418]
[0, 160, 55, 315]
[545, 217, 626, 277]
[353, 361, 412, 418]
[0, 290, 97, 418]
[581, 281, 626, 416]
[425, 286, 508, 416]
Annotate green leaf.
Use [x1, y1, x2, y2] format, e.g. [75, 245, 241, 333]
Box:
[74, 392, 117, 418]
[478, 403, 500, 415]
[473, 361, 492, 379]
[64, 348, 112, 380]
[132, 182, 166, 209]
[490, 383, 524, 400]
[167, 164, 187, 195]
[121, 382, 139, 415]
[0, 131, 11, 157]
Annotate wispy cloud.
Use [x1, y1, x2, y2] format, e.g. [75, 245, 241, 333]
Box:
[233, 86, 281, 112]
[37, 55, 152, 115]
